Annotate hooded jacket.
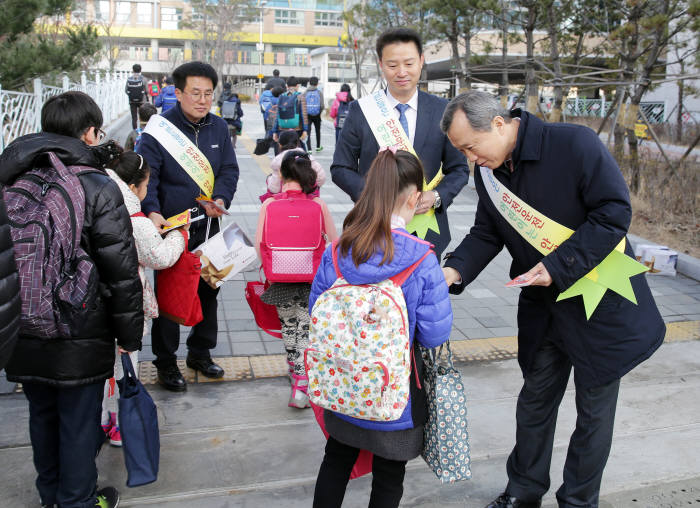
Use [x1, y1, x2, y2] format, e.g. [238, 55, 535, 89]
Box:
[309, 230, 453, 431]
[0, 133, 144, 385]
[155, 85, 177, 112]
[329, 91, 350, 128]
[0, 194, 20, 371]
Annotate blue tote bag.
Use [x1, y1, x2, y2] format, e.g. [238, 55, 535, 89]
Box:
[117, 353, 160, 487]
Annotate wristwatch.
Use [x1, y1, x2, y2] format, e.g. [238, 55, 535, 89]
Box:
[432, 190, 442, 209]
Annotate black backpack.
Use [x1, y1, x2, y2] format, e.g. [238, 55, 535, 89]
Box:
[337, 101, 350, 129]
[126, 76, 145, 103]
[221, 99, 239, 121]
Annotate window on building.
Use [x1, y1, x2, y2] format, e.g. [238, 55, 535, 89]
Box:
[95, 0, 111, 22]
[274, 9, 302, 25]
[137, 3, 151, 24]
[70, 0, 87, 22]
[314, 11, 342, 27]
[161, 6, 182, 29]
[116, 1, 131, 23]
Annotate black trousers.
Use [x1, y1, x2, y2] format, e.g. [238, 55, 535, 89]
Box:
[23, 381, 104, 508]
[129, 102, 142, 129]
[313, 436, 407, 508]
[151, 220, 220, 369]
[308, 114, 322, 149]
[505, 338, 620, 508]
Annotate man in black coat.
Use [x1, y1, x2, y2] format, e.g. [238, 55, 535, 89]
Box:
[441, 91, 665, 508]
[0, 194, 20, 371]
[330, 28, 469, 259]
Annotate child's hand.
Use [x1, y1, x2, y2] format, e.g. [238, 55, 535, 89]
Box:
[149, 212, 171, 233]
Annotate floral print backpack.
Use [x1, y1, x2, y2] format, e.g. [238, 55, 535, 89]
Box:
[305, 241, 431, 421]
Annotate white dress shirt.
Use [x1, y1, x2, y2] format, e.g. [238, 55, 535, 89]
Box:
[385, 88, 419, 147]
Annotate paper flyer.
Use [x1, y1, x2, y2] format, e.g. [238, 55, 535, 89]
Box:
[196, 195, 230, 215]
[505, 274, 540, 288]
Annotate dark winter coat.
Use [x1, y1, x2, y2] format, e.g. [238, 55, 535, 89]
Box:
[330, 90, 470, 258]
[309, 230, 453, 432]
[138, 102, 239, 222]
[444, 110, 665, 389]
[0, 194, 21, 371]
[0, 133, 144, 386]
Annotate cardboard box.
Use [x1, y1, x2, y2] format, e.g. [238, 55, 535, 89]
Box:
[195, 222, 258, 288]
[634, 243, 667, 262]
[641, 247, 678, 276]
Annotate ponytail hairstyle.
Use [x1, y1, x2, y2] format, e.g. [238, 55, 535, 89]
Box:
[339, 149, 424, 266]
[107, 150, 151, 188]
[280, 150, 317, 195]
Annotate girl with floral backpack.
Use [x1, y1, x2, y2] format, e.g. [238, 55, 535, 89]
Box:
[308, 148, 453, 508]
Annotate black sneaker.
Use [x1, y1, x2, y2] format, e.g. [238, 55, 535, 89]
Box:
[95, 486, 120, 507]
[186, 355, 224, 378]
[157, 364, 187, 392]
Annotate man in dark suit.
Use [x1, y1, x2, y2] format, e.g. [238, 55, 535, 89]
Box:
[441, 90, 666, 508]
[330, 28, 469, 258]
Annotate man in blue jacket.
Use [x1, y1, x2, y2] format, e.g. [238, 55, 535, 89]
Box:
[139, 61, 239, 392]
[330, 28, 469, 259]
[441, 90, 665, 508]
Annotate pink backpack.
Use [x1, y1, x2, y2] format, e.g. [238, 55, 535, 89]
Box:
[261, 191, 326, 283]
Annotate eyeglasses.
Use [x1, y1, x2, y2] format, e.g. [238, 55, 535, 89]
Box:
[182, 90, 214, 101]
[97, 128, 106, 142]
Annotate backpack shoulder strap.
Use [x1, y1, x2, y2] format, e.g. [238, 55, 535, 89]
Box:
[331, 239, 342, 279]
[390, 249, 434, 286]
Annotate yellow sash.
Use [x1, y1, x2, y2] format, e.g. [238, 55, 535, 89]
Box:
[480, 166, 648, 319]
[357, 90, 443, 239]
[143, 115, 215, 198]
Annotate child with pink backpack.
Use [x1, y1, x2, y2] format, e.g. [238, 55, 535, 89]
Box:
[261, 130, 326, 202]
[255, 151, 337, 408]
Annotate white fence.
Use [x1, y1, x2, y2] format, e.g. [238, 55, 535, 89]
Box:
[539, 98, 666, 123]
[0, 70, 130, 152]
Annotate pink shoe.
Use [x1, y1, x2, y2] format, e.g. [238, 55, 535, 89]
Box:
[289, 374, 310, 409]
[101, 411, 116, 436]
[108, 425, 122, 447]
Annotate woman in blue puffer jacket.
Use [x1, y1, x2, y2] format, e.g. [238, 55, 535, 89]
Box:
[309, 148, 453, 508]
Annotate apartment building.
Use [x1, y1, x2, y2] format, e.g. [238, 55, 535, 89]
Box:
[71, 0, 345, 80]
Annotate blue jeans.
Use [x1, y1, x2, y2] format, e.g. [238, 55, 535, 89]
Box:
[23, 381, 105, 508]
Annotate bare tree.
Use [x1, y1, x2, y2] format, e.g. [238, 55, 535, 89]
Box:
[183, 0, 255, 87]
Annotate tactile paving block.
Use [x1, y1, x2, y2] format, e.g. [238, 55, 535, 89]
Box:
[197, 356, 253, 383]
[249, 354, 288, 379]
[664, 320, 700, 342]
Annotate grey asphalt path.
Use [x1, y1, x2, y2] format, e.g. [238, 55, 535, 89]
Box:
[1, 339, 699, 507]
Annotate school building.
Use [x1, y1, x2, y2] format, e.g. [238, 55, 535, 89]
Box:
[70, 0, 346, 82]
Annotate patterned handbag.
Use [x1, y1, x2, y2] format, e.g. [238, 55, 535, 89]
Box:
[421, 341, 472, 483]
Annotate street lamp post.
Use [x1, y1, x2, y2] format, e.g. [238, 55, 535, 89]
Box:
[257, 0, 267, 99]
